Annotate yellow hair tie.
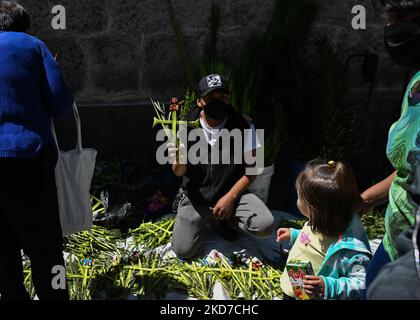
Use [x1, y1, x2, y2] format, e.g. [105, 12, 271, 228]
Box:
[328, 160, 336, 167]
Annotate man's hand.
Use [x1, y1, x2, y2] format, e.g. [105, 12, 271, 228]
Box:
[167, 142, 186, 164]
[167, 143, 179, 164]
[212, 193, 236, 220]
[276, 228, 291, 242]
[168, 142, 187, 177]
[303, 275, 325, 300]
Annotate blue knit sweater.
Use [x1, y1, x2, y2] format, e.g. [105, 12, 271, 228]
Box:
[0, 31, 73, 159]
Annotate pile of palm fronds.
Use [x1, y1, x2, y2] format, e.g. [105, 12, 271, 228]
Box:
[23, 215, 284, 300]
[22, 204, 385, 300]
[22, 182, 386, 301]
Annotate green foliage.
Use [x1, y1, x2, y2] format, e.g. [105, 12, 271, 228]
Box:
[197, 2, 234, 99]
[178, 89, 198, 121]
[210, 256, 282, 300]
[230, 0, 319, 166]
[64, 226, 125, 269]
[229, 33, 263, 119]
[66, 257, 99, 300]
[128, 217, 175, 251]
[361, 208, 386, 240]
[279, 219, 307, 230]
[283, 34, 367, 161]
[167, 0, 194, 89]
[171, 261, 216, 300]
[151, 92, 200, 145]
[168, 0, 321, 166]
[197, 2, 232, 82]
[167, 0, 366, 165]
[262, 99, 287, 167]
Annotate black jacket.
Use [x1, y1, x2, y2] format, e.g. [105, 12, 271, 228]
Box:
[182, 105, 252, 206]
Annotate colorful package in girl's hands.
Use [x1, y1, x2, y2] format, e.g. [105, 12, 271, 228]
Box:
[286, 260, 314, 300]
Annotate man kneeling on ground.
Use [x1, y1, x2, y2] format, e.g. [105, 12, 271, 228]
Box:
[169, 74, 275, 259]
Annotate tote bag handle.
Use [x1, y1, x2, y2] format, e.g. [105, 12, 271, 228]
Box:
[51, 103, 83, 152]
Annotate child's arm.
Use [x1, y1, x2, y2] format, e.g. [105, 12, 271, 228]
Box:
[289, 228, 302, 245]
[277, 227, 302, 245]
[320, 253, 370, 300]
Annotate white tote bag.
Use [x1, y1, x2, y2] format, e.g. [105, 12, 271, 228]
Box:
[52, 103, 98, 236]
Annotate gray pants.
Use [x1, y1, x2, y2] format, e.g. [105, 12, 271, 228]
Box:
[171, 192, 275, 259]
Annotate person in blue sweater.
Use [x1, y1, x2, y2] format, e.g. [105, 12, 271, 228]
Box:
[0, 1, 73, 300]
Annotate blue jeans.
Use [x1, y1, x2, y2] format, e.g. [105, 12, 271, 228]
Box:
[361, 242, 391, 300]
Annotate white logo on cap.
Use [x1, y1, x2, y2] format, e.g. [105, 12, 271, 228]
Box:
[207, 75, 222, 88]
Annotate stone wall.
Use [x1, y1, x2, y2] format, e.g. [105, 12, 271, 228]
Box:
[18, 0, 407, 102]
[314, 0, 407, 94]
[18, 0, 274, 102]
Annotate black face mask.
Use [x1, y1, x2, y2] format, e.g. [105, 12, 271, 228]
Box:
[204, 100, 229, 120]
[384, 16, 420, 69]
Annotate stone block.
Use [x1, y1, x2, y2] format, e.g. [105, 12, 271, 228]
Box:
[226, 0, 274, 31]
[89, 34, 141, 93]
[49, 0, 108, 35]
[18, 0, 52, 35]
[142, 32, 204, 97]
[109, 0, 172, 34]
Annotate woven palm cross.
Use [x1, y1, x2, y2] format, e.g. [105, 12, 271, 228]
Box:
[152, 97, 200, 144]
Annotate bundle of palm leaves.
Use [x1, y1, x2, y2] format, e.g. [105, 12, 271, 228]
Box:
[127, 216, 175, 252]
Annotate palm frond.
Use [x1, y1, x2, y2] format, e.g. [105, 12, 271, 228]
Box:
[167, 0, 194, 89]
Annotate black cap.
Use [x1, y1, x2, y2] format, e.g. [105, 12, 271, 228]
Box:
[197, 74, 230, 97]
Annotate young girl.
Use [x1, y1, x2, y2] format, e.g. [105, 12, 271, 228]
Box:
[278, 160, 372, 300]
